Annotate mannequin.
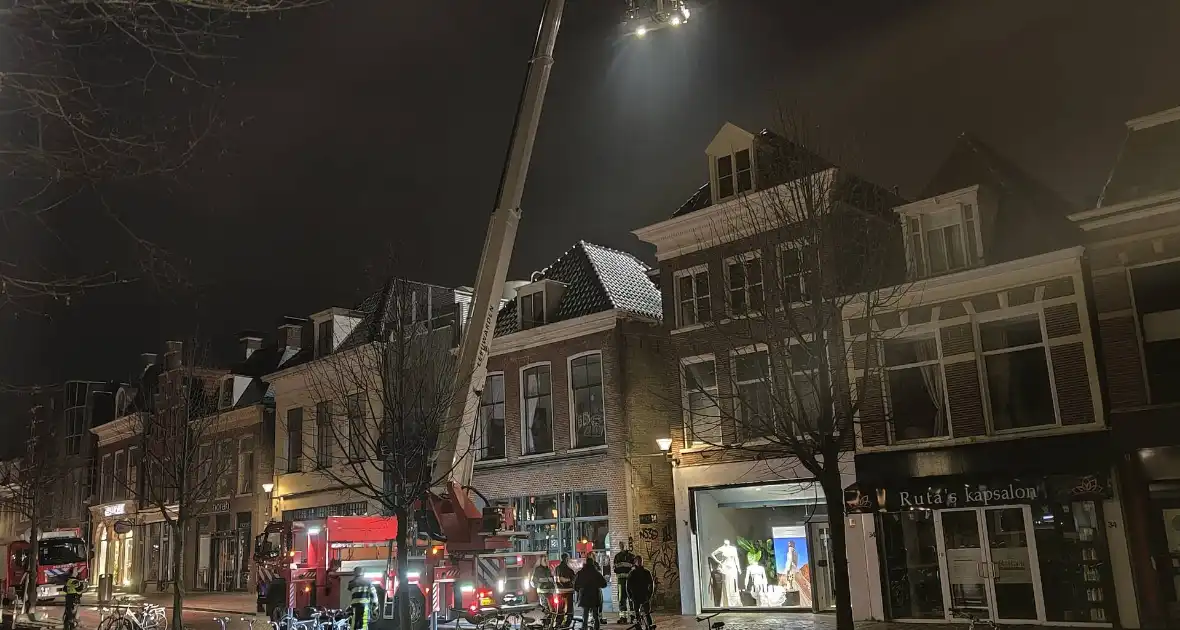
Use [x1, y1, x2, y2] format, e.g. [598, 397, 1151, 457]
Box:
[709, 540, 741, 607]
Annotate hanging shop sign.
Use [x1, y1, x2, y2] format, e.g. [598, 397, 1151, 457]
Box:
[113, 520, 134, 535]
[844, 471, 1112, 514]
[103, 503, 127, 518]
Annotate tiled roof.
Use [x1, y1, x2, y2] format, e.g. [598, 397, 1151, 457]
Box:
[494, 241, 662, 337]
[1098, 117, 1180, 207]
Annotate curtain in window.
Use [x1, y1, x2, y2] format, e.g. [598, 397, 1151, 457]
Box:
[913, 340, 945, 435]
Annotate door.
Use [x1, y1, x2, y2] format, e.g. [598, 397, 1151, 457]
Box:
[935, 506, 1045, 624]
[809, 522, 836, 611]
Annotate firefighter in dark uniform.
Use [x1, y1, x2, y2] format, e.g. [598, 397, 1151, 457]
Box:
[553, 553, 577, 629]
[532, 559, 557, 617]
[348, 567, 378, 630]
[611, 542, 636, 624]
[63, 567, 85, 630]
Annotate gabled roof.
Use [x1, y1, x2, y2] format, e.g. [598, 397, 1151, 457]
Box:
[921, 133, 1079, 263]
[494, 241, 662, 337]
[338, 279, 460, 352]
[1098, 112, 1180, 207]
[671, 128, 833, 218]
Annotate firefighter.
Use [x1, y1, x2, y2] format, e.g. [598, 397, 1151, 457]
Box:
[532, 560, 556, 601]
[348, 567, 378, 630]
[63, 567, 85, 630]
[612, 542, 636, 624]
[553, 553, 576, 629]
[626, 556, 655, 629]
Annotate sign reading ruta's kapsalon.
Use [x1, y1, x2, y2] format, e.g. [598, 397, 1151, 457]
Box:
[898, 483, 1040, 509]
[844, 472, 1112, 514]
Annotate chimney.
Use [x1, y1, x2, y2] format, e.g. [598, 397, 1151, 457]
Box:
[164, 341, 183, 370]
[140, 353, 157, 371]
[278, 317, 308, 349]
[239, 332, 264, 360]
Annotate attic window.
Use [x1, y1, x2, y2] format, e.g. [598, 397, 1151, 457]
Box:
[220, 379, 234, 409]
[317, 320, 333, 357]
[903, 204, 980, 279]
[519, 290, 547, 330]
[717, 149, 753, 200]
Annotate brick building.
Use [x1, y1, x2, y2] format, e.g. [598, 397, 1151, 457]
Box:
[633, 122, 904, 617]
[1067, 104, 1180, 628]
[844, 134, 1137, 626]
[471, 240, 674, 612]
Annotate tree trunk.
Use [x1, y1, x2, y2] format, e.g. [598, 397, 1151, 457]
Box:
[820, 466, 854, 630]
[170, 521, 186, 630]
[22, 520, 39, 618]
[395, 506, 411, 630]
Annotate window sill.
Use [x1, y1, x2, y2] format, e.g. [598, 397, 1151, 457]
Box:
[474, 457, 509, 468]
[720, 312, 764, 323]
[518, 451, 559, 462]
[568, 444, 608, 454]
[860, 423, 1104, 453]
[671, 323, 706, 335]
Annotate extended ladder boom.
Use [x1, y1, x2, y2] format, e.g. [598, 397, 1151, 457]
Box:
[432, 0, 566, 492]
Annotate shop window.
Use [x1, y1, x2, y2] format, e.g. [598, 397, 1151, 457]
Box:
[478, 374, 506, 460]
[883, 336, 947, 441]
[980, 316, 1055, 430]
[569, 354, 605, 448]
[519, 495, 560, 521]
[1130, 260, 1180, 404]
[1032, 499, 1112, 622]
[693, 482, 829, 610]
[726, 253, 764, 315]
[575, 492, 608, 518]
[879, 511, 945, 619]
[732, 350, 772, 441]
[683, 358, 721, 446]
[521, 364, 553, 455]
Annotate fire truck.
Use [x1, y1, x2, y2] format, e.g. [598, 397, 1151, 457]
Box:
[1, 530, 89, 604]
[253, 1, 693, 628]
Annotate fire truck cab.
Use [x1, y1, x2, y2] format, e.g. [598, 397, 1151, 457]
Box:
[1, 530, 89, 604]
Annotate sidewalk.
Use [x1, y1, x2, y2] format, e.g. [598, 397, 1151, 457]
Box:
[74, 590, 256, 615]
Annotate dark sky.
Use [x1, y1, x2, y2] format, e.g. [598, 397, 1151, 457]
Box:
[6, 0, 1180, 387]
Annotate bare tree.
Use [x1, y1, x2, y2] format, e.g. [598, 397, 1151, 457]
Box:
[0, 400, 71, 621]
[123, 340, 233, 630]
[0, 0, 323, 312]
[674, 111, 907, 629]
[303, 278, 472, 630]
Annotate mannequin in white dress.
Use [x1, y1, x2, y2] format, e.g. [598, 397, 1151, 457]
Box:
[709, 540, 741, 607]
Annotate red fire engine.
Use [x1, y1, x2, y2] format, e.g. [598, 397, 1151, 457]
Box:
[1, 530, 89, 604]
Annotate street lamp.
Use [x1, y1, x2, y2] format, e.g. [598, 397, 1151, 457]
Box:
[262, 482, 274, 494]
[655, 438, 672, 453]
[262, 482, 275, 517]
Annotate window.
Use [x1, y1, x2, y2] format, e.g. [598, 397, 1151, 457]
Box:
[215, 440, 234, 498]
[778, 244, 814, 305]
[904, 205, 978, 278]
[521, 365, 553, 455]
[127, 447, 139, 500]
[733, 350, 772, 441]
[520, 291, 546, 329]
[238, 436, 255, 495]
[786, 341, 823, 430]
[716, 149, 753, 200]
[65, 407, 85, 456]
[1130, 261, 1180, 404]
[675, 267, 711, 327]
[883, 337, 947, 441]
[478, 374, 506, 460]
[682, 358, 720, 445]
[220, 379, 234, 409]
[726, 253, 764, 315]
[317, 320, 333, 357]
[113, 449, 127, 501]
[346, 394, 365, 462]
[286, 407, 303, 473]
[570, 354, 605, 448]
[198, 442, 213, 490]
[316, 401, 333, 468]
[100, 454, 112, 502]
[980, 316, 1055, 430]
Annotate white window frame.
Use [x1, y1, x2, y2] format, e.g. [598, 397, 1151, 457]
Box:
[315, 400, 334, 469]
[777, 241, 813, 307]
[975, 308, 1062, 433]
[783, 334, 827, 435]
[65, 407, 84, 456]
[113, 448, 127, 501]
[680, 354, 720, 448]
[215, 439, 234, 499]
[346, 393, 365, 463]
[100, 453, 112, 503]
[519, 362, 554, 456]
[519, 289, 547, 329]
[730, 345, 773, 443]
[567, 351, 606, 450]
[902, 203, 981, 278]
[714, 148, 754, 202]
[724, 251, 764, 317]
[220, 378, 234, 410]
[880, 332, 952, 443]
[478, 372, 507, 461]
[237, 435, 255, 495]
[673, 265, 711, 329]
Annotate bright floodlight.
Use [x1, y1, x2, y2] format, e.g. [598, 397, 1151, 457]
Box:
[636, 26, 647, 37]
[671, 16, 682, 26]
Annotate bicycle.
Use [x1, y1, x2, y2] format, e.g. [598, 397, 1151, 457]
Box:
[99, 600, 168, 630]
[693, 612, 723, 630]
[950, 608, 999, 629]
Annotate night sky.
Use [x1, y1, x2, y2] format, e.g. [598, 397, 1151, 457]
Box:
[5, 0, 1180, 389]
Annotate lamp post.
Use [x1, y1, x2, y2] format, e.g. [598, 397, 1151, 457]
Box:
[262, 482, 274, 518]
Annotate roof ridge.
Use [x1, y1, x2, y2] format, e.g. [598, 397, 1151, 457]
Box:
[578, 241, 623, 311]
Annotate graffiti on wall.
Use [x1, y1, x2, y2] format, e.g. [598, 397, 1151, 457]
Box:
[632, 521, 679, 609]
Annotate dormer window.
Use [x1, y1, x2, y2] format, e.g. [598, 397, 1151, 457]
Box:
[716, 148, 753, 200]
[903, 203, 981, 279]
[520, 290, 546, 329]
[316, 319, 333, 357]
[219, 378, 234, 409]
